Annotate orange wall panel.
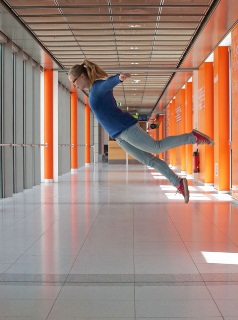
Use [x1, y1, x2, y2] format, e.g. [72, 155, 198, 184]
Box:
[180, 89, 186, 172]
[158, 115, 164, 160]
[185, 82, 193, 175]
[175, 90, 186, 171]
[198, 62, 214, 184]
[165, 105, 170, 164]
[231, 25, 238, 199]
[214, 46, 230, 191]
[170, 100, 176, 166]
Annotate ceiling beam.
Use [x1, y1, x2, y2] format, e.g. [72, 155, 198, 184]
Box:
[26, 20, 201, 25]
[19, 13, 205, 17]
[11, 4, 210, 9]
[58, 68, 197, 73]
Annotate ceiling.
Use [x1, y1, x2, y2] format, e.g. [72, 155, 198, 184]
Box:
[0, 0, 237, 116]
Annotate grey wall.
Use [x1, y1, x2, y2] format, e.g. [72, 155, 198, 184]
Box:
[58, 83, 70, 175]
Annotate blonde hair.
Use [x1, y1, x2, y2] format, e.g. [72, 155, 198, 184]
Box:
[68, 59, 108, 86]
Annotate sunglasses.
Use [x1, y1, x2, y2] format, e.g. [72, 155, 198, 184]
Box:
[72, 75, 80, 87]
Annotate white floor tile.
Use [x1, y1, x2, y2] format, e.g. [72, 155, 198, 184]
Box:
[70, 254, 134, 274]
[0, 299, 54, 318]
[58, 285, 134, 301]
[134, 254, 199, 274]
[135, 285, 212, 300]
[215, 300, 238, 317]
[135, 299, 221, 317]
[0, 285, 61, 299]
[207, 284, 238, 299]
[48, 299, 134, 318]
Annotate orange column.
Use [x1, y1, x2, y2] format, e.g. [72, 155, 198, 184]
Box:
[180, 89, 186, 173]
[158, 114, 164, 159]
[204, 63, 214, 184]
[231, 25, 238, 200]
[44, 70, 53, 181]
[170, 99, 176, 167]
[71, 91, 78, 170]
[214, 46, 230, 191]
[175, 94, 182, 170]
[85, 96, 91, 165]
[185, 82, 193, 176]
[153, 124, 157, 157]
[155, 117, 159, 141]
[165, 104, 171, 164]
[164, 107, 170, 164]
[198, 62, 214, 184]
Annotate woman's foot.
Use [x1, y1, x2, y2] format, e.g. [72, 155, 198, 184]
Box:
[192, 129, 214, 146]
[176, 178, 189, 203]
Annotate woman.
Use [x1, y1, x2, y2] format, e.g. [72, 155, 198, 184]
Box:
[68, 60, 214, 204]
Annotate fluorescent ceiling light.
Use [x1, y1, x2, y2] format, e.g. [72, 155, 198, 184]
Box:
[129, 24, 141, 28]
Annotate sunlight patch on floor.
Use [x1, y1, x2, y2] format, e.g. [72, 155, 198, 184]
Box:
[202, 251, 238, 264]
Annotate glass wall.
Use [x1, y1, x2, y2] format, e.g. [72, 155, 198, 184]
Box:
[12, 51, 16, 193]
[1, 38, 41, 198]
[2, 40, 14, 198]
[13, 51, 24, 193]
[0, 44, 2, 198]
[58, 83, 70, 175]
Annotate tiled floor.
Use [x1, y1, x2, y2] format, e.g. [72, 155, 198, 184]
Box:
[1, 163, 238, 320]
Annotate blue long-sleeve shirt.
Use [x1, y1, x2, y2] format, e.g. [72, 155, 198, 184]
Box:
[89, 74, 138, 138]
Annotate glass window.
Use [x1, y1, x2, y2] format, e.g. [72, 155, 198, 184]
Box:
[12, 52, 16, 192]
[23, 59, 26, 189]
[0, 44, 2, 198]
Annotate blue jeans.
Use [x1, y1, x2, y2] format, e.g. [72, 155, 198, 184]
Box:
[116, 123, 196, 186]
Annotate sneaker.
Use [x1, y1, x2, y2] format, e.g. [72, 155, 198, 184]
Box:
[176, 178, 189, 203]
[192, 129, 214, 146]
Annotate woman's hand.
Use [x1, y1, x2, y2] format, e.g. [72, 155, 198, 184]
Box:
[119, 73, 131, 82]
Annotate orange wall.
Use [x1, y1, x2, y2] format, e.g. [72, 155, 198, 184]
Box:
[185, 82, 193, 175]
[214, 46, 230, 191]
[44, 70, 53, 180]
[165, 105, 170, 164]
[170, 100, 176, 167]
[175, 90, 186, 171]
[198, 62, 214, 184]
[231, 25, 238, 200]
[158, 115, 164, 159]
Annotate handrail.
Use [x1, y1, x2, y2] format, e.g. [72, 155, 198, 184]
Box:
[0, 143, 96, 164]
[58, 144, 74, 147]
[77, 144, 95, 147]
[0, 143, 48, 147]
[0, 143, 94, 147]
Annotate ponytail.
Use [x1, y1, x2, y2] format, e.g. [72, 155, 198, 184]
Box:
[68, 60, 108, 87]
[83, 60, 108, 86]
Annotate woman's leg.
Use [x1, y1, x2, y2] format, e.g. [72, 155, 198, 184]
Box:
[116, 137, 181, 187]
[116, 123, 196, 154]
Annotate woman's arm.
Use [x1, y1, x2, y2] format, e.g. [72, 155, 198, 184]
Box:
[93, 73, 131, 96]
